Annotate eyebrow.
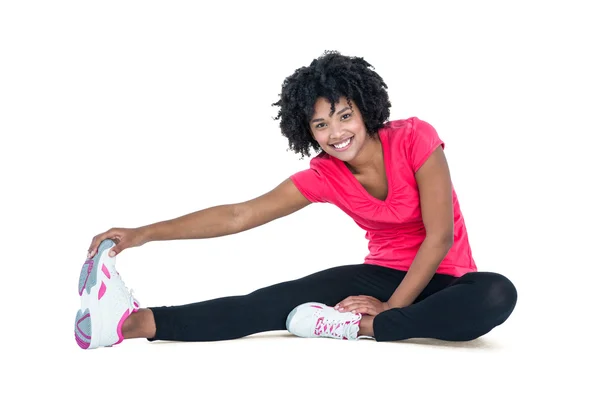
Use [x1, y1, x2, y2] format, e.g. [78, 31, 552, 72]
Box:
[311, 106, 352, 123]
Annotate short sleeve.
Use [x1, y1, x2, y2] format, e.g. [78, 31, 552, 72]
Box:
[409, 117, 445, 172]
[290, 168, 326, 203]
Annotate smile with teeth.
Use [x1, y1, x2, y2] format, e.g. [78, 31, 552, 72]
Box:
[331, 137, 353, 149]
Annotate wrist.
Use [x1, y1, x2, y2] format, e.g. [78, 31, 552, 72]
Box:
[138, 225, 154, 243]
[386, 300, 410, 309]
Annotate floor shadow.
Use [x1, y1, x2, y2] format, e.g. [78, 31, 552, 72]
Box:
[148, 334, 499, 349]
[236, 332, 295, 340]
[235, 332, 500, 349]
[394, 337, 500, 350]
[147, 332, 295, 345]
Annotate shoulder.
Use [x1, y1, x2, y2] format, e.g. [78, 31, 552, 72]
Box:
[382, 116, 432, 137]
[307, 151, 334, 172]
[383, 117, 441, 147]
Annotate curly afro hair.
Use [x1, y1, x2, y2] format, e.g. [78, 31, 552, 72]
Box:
[272, 51, 391, 159]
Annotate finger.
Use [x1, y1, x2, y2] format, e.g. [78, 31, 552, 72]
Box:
[361, 296, 379, 301]
[336, 295, 378, 309]
[106, 235, 125, 257]
[346, 300, 377, 314]
[335, 296, 357, 309]
[339, 300, 369, 312]
[352, 306, 376, 316]
[87, 234, 106, 259]
[87, 229, 116, 258]
[336, 299, 360, 311]
[108, 242, 124, 257]
[349, 300, 380, 314]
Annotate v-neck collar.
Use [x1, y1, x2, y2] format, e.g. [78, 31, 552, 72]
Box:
[333, 131, 392, 205]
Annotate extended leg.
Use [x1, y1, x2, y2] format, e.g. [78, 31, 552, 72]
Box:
[126, 264, 371, 342]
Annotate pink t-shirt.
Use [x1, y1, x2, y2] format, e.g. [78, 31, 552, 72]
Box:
[290, 117, 477, 277]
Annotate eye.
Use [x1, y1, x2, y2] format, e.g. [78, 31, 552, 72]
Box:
[341, 113, 352, 120]
[315, 123, 326, 129]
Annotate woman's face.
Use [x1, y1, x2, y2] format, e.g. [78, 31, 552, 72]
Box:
[309, 96, 369, 162]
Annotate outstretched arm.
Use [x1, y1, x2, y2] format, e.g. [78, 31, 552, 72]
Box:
[88, 178, 311, 257]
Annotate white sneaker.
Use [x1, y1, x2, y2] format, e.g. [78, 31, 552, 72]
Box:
[286, 302, 367, 340]
[75, 239, 140, 349]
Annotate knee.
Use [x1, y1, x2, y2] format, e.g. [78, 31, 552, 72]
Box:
[483, 273, 518, 323]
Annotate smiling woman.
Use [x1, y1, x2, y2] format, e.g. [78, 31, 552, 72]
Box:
[272, 50, 391, 160]
[77, 50, 517, 349]
[311, 99, 365, 155]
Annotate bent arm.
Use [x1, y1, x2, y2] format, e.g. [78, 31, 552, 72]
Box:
[387, 146, 455, 308]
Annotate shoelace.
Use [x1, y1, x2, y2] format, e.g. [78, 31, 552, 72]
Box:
[114, 271, 139, 309]
[315, 316, 360, 340]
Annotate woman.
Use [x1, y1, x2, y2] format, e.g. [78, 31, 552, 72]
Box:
[76, 51, 517, 349]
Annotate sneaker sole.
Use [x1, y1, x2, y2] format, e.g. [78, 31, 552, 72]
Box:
[74, 239, 115, 349]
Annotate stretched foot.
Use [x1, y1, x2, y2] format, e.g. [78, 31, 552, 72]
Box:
[75, 239, 140, 349]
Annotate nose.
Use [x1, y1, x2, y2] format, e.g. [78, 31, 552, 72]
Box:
[330, 128, 345, 142]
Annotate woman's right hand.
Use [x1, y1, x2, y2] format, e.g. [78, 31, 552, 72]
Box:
[87, 227, 149, 259]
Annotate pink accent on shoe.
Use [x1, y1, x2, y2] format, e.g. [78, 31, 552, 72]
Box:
[310, 305, 323, 309]
[114, 309, 131, 345]
[102, 264, 111, 279]
[79, 259, 95, 296]
[314, 317, 357, 339]
[98, 282, 107, 300]
[75, 333, 90, 349]
[134, 301, 139, 308]
[315, 317, 325, 336]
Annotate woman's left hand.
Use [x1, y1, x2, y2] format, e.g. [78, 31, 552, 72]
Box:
[334, 295, 392, 316]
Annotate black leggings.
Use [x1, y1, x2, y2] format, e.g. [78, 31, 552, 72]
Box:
[148, 264, 517, 342]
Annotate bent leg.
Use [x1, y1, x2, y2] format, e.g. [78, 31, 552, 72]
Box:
[135, 264, 370, 342]
[373, 272, 518, 341]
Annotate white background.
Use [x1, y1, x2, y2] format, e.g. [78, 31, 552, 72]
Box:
[1, 0, 598, 398]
